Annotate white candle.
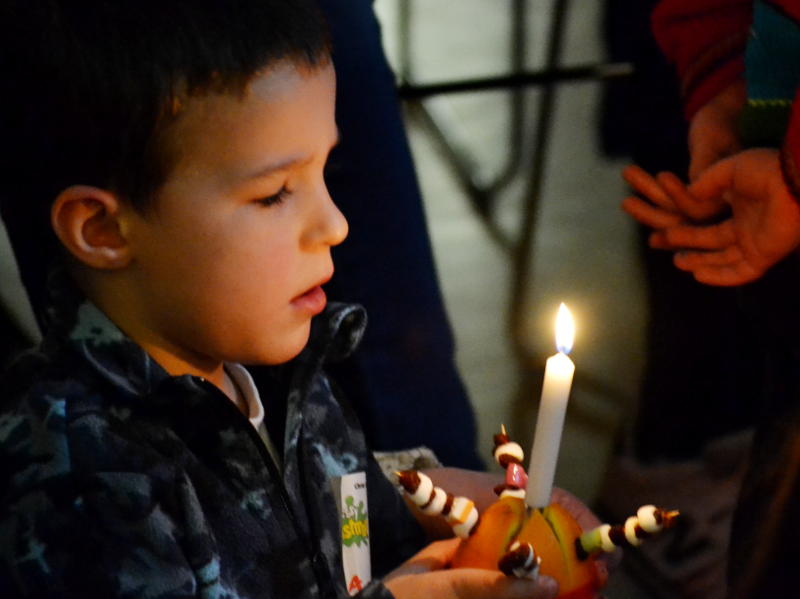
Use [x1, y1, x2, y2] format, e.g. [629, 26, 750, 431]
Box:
[525, 303, 576, 508]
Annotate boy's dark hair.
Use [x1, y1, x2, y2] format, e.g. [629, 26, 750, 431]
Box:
[0, 0, 330, 321]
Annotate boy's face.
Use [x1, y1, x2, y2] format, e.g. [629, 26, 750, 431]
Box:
[123, 62, 346, 369]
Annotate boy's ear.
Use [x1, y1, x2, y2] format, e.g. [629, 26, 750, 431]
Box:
[51, 185, 132, 270]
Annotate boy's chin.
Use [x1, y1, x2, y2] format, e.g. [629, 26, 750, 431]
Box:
[242, 331, 311, 366]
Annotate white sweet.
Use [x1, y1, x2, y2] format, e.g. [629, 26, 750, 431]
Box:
[451, 507, 479, 539]
[598, 524, 615, 552]
[507, 541, 540, 579]
[494, 442, 524, 464]
[624, 516, 643, 546]
[410, 472, 433, 505]
[420, 487, 447, 515]
[637, 505, 661, 533]
[500, 488, 526, 500]
[448, 496, 476, 524]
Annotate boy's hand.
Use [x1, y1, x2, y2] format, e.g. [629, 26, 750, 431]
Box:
[383, 538, 558, 599]
[687, 80, 745, 181]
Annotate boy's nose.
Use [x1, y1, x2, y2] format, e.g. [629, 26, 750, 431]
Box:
[304, 186, 348, 249]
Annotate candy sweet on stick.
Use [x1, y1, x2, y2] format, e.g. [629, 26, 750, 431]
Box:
[395, 470, 480, 539]
[492, 424, 528, 499]
[498, 540, 541, 579]
[493, 424, 525, 468]
[575, 505, 680, 560]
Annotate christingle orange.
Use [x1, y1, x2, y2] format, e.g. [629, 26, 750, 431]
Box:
[395, 426, 680, 598]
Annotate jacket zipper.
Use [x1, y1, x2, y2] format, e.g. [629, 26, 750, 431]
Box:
[200, 378, 333, 596]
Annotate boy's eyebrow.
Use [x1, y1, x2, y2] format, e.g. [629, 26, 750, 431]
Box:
[244, 130, 340, 181]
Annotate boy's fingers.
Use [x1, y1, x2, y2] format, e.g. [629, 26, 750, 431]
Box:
[444, 569, 558, 599]
[622, 165, 676, 210]
[621, 196, 684, 229]
[385, 567, 559, 599]
[674, 246, 743, 270]
[387, 539, 461, 577]
[415, 538, 461, 562]
[663, 220, 736, 250]
[657, 171, 721, 220]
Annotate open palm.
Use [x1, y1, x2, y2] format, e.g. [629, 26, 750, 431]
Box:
[656, 149, 800, 285]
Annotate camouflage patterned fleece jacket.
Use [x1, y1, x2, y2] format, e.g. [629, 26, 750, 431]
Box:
[0, 281, 425, 598]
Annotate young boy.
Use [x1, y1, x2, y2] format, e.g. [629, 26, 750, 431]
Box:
[0, 2, 556, 597]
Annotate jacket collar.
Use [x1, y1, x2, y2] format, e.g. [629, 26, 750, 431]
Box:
[58, 296, 172, 399]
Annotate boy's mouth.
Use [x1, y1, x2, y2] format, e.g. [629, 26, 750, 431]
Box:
[291, 273, 332, 315]
[292, 285, 327, 315]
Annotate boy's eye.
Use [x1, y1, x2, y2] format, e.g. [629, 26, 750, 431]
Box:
[256, 186, 289, 207]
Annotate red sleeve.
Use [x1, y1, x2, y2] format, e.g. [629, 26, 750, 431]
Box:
[651, 0, 752, 119]
[781, 89, 800, 201]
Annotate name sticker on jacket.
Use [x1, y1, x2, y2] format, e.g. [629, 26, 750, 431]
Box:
[338, 471, 371, 595]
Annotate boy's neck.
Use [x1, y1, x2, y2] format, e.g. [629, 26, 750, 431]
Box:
[84, 284, 245, 410]
[91, 296, 244, 413]
[147, 342, 248, 416]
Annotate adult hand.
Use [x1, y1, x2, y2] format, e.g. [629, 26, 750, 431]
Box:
[653, 149, 800, 285]
[621, 165, 691, 230]
[687, 79, 746, 181]
[383, 538, 558, 599]
[622, 163, 727, 229]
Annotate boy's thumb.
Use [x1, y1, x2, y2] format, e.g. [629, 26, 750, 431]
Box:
[502, 575, 559, 599]
[444, 568, 558, 599]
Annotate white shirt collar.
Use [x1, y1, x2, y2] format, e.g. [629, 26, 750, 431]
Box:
[224, 363, 264, 430]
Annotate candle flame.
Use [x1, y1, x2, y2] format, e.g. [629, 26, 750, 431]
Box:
[555, 303, 575, 354]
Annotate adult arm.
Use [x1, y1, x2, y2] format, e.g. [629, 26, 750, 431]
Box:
[651, 0, 752, 120]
